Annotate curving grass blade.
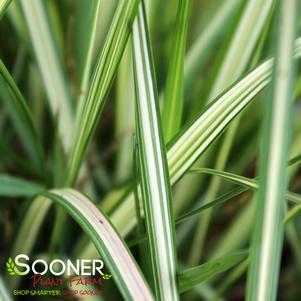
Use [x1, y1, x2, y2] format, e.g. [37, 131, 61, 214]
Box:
[246, 1, 297, 300]
[178, 250, 248, 293]
[289, 154, 301, 166]
[133, 3, 179, 300]
[284, 205, 301, 225]
[44, 188, 154, 301]
[167, 59, 270, 184]
[191, 168, 301, 204]
[67, 0, 139, 186]
[0, 175, 44, 197]
[175, 186, 247, 224]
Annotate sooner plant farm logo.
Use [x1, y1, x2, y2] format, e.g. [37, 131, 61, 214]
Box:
[5, 254, 112, 298]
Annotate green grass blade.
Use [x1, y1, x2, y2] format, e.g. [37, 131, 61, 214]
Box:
[191, 168, 259, 190]
[114, 43, 135, 183]
[92, 0, 118, 54]
[246, 1, 297, 300]
[0, 60, 45, 176]
[0, 0, 11, 20]
[288, 153, 301, 166]
[178, 250, 248, 293]
[72, 0, 99, 86]
[67, 0, 139, 186]
[74, 0, 101, 118]
[44, 1, 64, 60]
[162, 0, 191, 141]
[191, 168, 301, 205]
[20, 0, 73, 150]
[133, 3, 179, 300]
[44, 188, 154, 301]
[0, 175, 44, 197]
[175, 186, 247, 224]
[284, 205, 301, 225]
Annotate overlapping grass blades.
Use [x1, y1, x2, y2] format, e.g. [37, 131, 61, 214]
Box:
[11, 0, 140, 268]
[167, 60, 269, 184]
[246, 1, 297, 300]
[20, 0, 74, 150]
[133, 3, 178, 300]
[67, 0, 139, 185]
[189, 0, 272, 265]
[80, 37, 301, 258]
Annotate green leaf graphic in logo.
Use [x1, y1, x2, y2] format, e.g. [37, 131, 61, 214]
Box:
[6, 258, 23, 276]
[102, 273, 112, 280]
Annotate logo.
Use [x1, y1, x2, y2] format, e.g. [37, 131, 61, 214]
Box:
[6, 254, 112, 298]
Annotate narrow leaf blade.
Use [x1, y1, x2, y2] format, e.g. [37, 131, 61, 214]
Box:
[133, 3, 179, 300]
[246, 1, 297, 300]
[162, 0, 191, 141]
[0, 175, 44, 197]
[178, 251, 248, 293]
